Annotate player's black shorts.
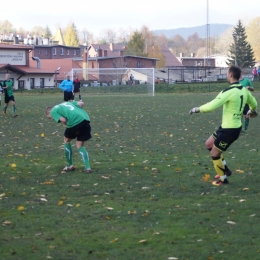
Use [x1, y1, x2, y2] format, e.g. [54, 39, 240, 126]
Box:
[64, 91, 74, 101]
[64, 120, 91, 142]
[243, 104, 249, 115]
[212, 126, 242, 152]
[5, 95, 15, 103]
[73, 87, 80, 93]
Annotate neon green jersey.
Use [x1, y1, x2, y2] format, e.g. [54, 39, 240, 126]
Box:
[199, 83, 257, 128]
[50, 101, 90, 128]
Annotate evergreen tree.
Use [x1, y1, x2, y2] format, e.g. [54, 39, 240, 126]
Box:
[64, 23, 79, 47]
[227, 20, 255, 68]
[125, 31, 146, 56]
[44, 26, 52, 39]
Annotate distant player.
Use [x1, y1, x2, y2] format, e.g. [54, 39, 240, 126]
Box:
[2, 73, 18, 117]
[59, 75, 74, 101]
[73, 76, 82, 101]
[45, 100, 92, 173]
[190, 65, 258, 186]
[240, 77, 254, 133]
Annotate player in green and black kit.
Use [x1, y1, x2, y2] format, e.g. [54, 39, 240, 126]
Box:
[190, 65, 258, 186]
[240, 77, 254, 133]
[2, 73, 18, 117]
[45, 100, 92, 173]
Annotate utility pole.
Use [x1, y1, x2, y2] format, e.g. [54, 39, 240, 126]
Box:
[206, 0, 210, 66]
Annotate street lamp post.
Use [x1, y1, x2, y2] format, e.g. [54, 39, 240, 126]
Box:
[54, 66, 61, 87]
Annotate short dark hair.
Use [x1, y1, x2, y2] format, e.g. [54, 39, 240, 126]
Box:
[45, 106, 52, 116]
[228, 65, 241, 80]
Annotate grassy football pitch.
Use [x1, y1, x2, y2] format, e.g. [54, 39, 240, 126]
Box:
[0, 91, 260, 259]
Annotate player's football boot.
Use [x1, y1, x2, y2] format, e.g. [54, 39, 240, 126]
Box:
[85, 168, 92, 173]
[212, 178, 229, 186]
[13, 114, 18, 117]
[3, 111, 6, 115]
[63, 165, 75, 171]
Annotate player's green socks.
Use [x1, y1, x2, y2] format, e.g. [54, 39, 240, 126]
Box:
[64, 143, 73, 166]
[78, 146, 90, 169]
[3, 105, 7, 113]
[12, 105, 16, 115]
[244, 119, 249, 131]
[212, 156, 226, 181]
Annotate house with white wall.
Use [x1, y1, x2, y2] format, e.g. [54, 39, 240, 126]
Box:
[0, 43, 55, 89]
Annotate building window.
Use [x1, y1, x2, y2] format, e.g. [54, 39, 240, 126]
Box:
[45, 50, 48, 55]
[137, 61, 141, 68]
[104, 50, 107, 56]
[30, 78, 35, 89]
[67, 50, 69, 55]
[74, 50, 76, 56]
[18, 80, 24, 89]
[60, 48, 63, 55]
[38, 49, 41, 55]
[40, 78, 44, 87]
[53, 48, 56, 55]
[92, 62, 94, 68]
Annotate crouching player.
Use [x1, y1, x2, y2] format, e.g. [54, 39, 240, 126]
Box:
[46, 100, 92, 173]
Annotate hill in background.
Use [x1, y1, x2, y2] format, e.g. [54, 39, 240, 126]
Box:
[152, 23, 233, 39]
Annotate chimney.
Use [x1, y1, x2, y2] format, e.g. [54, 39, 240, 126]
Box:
[191, 53, 195, 57]
[180, 52, 184, 57]
[110, 43, 114, 52]
[32, 56, 41, 68]
[13, 36, 19, 44]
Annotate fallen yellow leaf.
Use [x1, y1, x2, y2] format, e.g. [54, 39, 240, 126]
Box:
[58, 200, 63, 206]
[110, 238, 118, 243]
[18, 206, 25, 211]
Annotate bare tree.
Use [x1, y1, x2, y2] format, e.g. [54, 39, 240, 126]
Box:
[246, 17, 260, 61]
[80, 28, 94, 45]
[0, 20, 14, 34]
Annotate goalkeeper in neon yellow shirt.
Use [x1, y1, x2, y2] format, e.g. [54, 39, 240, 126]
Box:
[189, 65, 258, 186]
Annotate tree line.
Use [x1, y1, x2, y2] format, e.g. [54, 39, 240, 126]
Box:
[1, 17, 259, 68]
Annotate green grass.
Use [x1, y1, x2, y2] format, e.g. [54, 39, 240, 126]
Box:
[1, 88, 260, 260]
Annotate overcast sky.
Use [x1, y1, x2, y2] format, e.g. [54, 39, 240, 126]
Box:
[2, 0, 260, 36]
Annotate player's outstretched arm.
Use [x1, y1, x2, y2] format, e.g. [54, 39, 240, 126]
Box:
[189, 107, 200, 114]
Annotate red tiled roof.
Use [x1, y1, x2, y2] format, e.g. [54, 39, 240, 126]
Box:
[14, 65, 54, 74]
[29, 58, 82, 80]
[0, 43, 33, 50]
[0, 64, 53, 74]
[160, 45, 183, 67]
